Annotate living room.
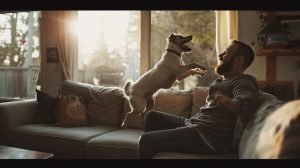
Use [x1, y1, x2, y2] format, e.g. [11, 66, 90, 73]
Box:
[0, 10, 300, 159]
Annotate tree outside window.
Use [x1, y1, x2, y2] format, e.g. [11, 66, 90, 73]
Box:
[0, 11, 40, 99]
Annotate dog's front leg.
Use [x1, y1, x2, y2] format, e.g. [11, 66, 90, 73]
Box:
[177, 69, 206, 81]
[177, 63, 207, 81]
[178, 63, 206, 73]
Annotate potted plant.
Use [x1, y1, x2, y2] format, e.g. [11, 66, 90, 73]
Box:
[256, 11, 291, 49]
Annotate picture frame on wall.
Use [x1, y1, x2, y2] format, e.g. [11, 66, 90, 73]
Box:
[46, 47, 59, 63]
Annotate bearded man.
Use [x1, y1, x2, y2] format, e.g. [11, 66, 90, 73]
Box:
[137, 40, 261, 159]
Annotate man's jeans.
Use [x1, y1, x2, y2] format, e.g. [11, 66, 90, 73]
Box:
[138, 110, 215, 158]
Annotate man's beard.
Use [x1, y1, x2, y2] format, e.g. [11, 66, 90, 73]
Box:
[214, 59, 233, 75]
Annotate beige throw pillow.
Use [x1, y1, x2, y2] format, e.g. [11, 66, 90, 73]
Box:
[153, 89, 193, 118]
[54, 95, 88, 127]
[191, 87, 208, 117]
[59, 80, 124, 126]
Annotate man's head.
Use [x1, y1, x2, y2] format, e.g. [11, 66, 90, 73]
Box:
[215, 40, 255, 76]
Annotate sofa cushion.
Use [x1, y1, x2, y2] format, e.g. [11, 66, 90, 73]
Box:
[54, 95, 88, 127]
[7, 124, 118, 157]
[59, 80, 124, 126]
[239, 92, 285, 159]
[85, 128, 144, 158]
[122, 88, 193, 129]
[34, 89, 57, 124]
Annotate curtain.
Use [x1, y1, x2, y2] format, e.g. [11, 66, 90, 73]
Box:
[215, 11, 239, 61]
[55, 11, 78, 80]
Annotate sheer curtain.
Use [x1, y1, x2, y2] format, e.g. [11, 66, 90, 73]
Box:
[55, 11, 78, 80]
[215, 11, 239, 61]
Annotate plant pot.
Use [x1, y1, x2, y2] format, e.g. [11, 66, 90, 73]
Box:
[265, 33, 290, 49]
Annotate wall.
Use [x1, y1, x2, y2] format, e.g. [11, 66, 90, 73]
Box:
[239, 11, 300, 98]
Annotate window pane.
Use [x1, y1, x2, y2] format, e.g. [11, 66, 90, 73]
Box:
[77, 11, 141, 87]
[151, 11, 217, 90]
[0, 11, 40, 99]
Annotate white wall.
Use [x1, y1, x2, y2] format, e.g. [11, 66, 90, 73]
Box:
[239, 11, 300, 98]
[239, 11, 266, 80]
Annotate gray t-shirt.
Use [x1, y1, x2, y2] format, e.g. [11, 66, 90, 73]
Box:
[185, 74, 260, 153]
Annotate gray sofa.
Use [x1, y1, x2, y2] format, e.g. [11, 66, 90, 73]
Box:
[0, 80, 298, 159]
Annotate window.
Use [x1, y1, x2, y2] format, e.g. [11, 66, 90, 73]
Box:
[76, 11, 216, 90]
[77, 11, 140, 87]
[151, 11, 217, 90]
[0, 11, 41, 99]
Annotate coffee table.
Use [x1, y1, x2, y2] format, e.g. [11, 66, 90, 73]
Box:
[0, 145, 53, 159]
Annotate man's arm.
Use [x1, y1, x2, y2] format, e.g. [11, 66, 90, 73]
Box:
[229, 75, 260, 119]
[208, 94, 242, 113]
[210, 75, 260, 118]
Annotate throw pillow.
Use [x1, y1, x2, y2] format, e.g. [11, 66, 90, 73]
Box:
[34, 89, 57, 123]
[191, 86, 209, 117]
[153, 88, 193, 118]
[54, 95, 88, 127]
[59, 80, 124, 126]
[121, 88, 193, 129]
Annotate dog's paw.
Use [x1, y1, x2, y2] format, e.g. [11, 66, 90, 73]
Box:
[191, 68, 206, 77]
[191, 63, 207, 71]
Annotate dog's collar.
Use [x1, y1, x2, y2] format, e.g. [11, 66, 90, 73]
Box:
[166, 49, 181, 57]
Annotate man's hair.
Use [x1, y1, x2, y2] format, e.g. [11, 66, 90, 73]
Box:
[231, 40, 255, 69]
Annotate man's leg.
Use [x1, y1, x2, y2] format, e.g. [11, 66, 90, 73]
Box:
[144, 110, 185, 132]
[138, 126, 215, 159]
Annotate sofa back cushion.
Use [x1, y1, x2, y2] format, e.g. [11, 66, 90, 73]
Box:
[59, 80, 124, 126]
[122, 88, 193, 129]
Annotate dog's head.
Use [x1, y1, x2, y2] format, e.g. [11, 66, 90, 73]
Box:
[168, 33, 193, 52]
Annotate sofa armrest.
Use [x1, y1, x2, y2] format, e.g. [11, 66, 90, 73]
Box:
[0, 99, 37, 144]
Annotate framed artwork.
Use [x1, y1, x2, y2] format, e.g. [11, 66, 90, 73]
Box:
[46, 47, 59, 63]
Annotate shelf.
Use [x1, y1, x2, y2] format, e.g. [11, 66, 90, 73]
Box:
[256, 48, 300, 81]
[257, 49, 300, 57]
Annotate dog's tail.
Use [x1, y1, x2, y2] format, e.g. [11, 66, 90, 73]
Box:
[123, 79, 133, 98]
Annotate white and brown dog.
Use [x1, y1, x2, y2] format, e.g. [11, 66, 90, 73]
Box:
[121, 33, 207, 128]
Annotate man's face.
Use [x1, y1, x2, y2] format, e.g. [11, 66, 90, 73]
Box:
[215, 43, 239, 75]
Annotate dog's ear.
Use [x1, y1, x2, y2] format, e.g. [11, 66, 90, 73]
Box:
[169, 33, 175, 38]
[169, 33, 175, 41]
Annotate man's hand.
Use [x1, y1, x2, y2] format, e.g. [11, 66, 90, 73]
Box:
[207, 95, 241, 113]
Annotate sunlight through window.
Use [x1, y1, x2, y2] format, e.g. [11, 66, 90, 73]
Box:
[77, 11, 141, 87]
